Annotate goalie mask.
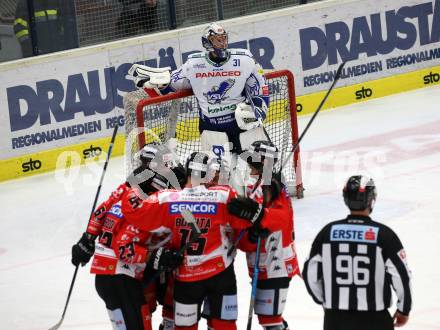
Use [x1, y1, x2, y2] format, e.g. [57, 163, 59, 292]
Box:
[343, 175, 377, 212]
[202, 23, 228, 60]
[244, 140, 279, 173]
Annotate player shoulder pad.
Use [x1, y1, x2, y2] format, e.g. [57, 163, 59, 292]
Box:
[187, 52, 205, 60]
[229, 48, 253, 58]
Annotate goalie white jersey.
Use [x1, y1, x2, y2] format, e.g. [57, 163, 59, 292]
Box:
[164, 49, 269, 136]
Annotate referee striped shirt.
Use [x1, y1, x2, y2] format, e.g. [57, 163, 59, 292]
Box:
[303, 215, 412, 315]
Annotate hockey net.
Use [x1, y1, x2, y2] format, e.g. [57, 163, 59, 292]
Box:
[124, 70, 304, 198]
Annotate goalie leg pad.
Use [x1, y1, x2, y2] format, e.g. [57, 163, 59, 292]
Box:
[229, 154, 248, 196]
[201, 130, 231, 159]
[201, 130, 232, 185]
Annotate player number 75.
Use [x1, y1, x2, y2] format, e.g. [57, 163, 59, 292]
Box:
[179, 228, 208, 256]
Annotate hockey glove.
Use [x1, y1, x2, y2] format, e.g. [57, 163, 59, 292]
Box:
[71, 232, 96, 267]
[247, 225, 270, 244]
[148, 247, 184, 272]
[250, 96, 268, 122]
[235, 102, 260, 130]
[264, 171, 283, 202]
[227, 197, 265, 225]
[171, 164, 187, 189]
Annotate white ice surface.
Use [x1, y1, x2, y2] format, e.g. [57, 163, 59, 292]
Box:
[1, 85, 440, 330]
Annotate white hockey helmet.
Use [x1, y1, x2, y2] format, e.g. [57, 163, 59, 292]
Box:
[202, 23, 228, 60]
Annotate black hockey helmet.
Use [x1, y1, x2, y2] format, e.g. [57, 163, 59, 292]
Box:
[343, 175, 377, 211]
[136, 142, 160, 166]
[245, 140, 278, 173]
[135, 142, 174, 173]
[125, 167, 170, 200]
[185, 152, 210, 181]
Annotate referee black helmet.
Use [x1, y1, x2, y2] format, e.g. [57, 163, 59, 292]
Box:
[343, 175, 377, 211]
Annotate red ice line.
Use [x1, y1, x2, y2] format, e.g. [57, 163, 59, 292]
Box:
[304, 120, 440, 170]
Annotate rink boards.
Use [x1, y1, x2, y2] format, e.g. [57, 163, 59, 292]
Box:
[1, 64, 438, 182]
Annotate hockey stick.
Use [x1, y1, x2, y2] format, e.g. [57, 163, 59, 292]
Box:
[278, 61, 346, 172]
[48, 123, 119, 330]
[142, 208, 202, 287]
[227, 229, 245, 257]
[247, 235, 263, 330]
[228, 87, 274, 257]
[180, 208, 202, 245]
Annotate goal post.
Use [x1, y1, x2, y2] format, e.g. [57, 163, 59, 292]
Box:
[124, 69, 304, 198]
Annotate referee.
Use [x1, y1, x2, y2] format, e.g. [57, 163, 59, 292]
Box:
[303, 175, 412, 330]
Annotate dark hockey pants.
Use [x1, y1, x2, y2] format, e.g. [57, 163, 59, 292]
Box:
[324, 309, 394, 330]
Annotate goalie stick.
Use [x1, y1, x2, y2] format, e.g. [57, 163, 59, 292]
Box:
[48, 123, 119, 330]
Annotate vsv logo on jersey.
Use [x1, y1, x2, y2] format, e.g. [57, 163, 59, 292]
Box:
[169, 202, 218, 214]
[204, 79, 235, 105]
[330, 224, 379, 243]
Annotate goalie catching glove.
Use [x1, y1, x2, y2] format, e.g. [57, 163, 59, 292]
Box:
[235, 100, 267, 130]
[128, 64, 171, 93]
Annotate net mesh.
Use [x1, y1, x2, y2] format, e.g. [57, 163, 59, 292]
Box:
[124, 70, 302, 196]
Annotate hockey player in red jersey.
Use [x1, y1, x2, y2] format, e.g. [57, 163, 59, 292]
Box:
[122, 152, 259, 330]
[71, 142, 185, 330]
[227, 140, 300, 330]
[71, 142, 182, 267]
